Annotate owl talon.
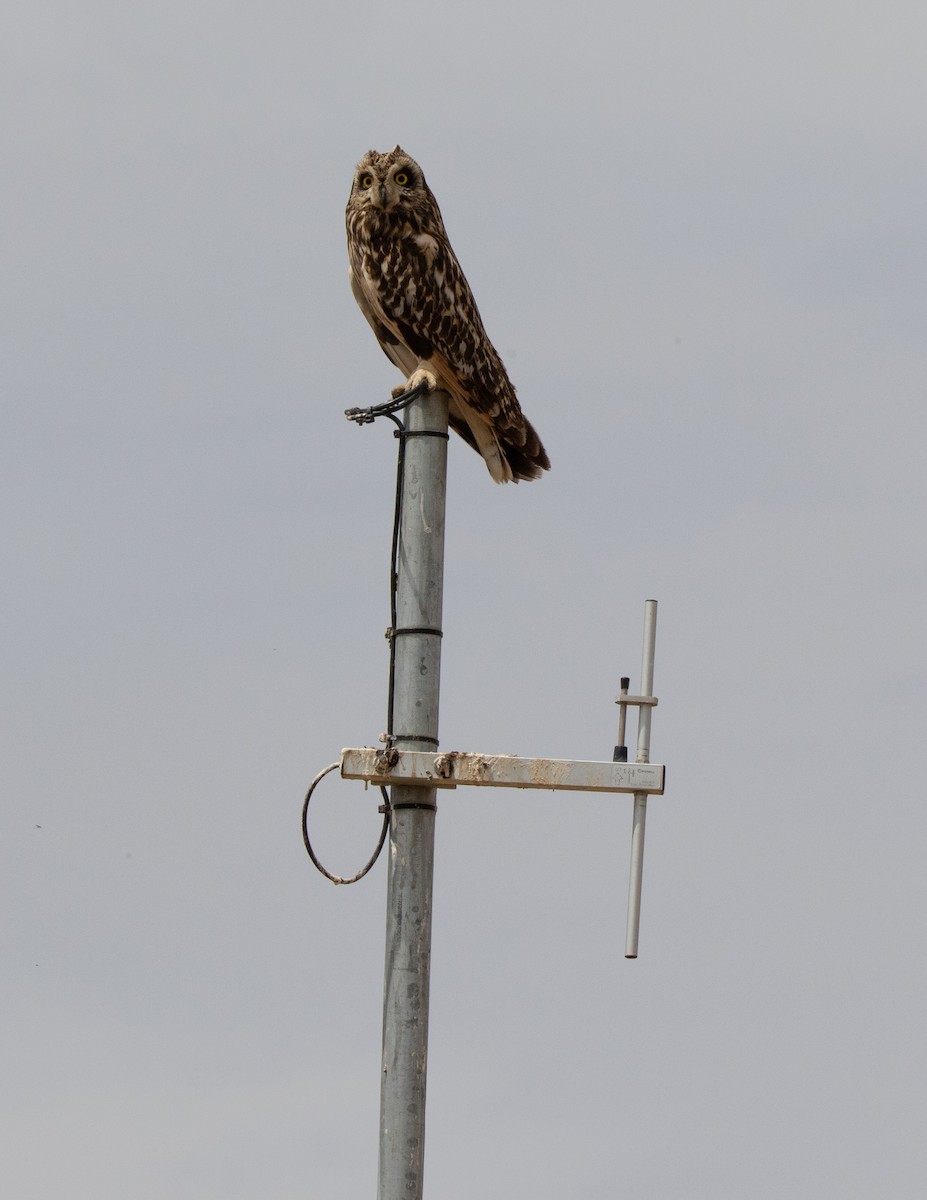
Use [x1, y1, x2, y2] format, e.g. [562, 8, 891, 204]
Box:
[392, 369, 437, 400]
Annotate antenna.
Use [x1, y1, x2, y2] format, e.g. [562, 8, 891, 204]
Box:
[620, 599, 658, 958]
[302, 391, 668, 1200]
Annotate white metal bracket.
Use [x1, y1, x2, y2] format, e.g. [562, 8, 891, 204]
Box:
[340, 747, 665, 795]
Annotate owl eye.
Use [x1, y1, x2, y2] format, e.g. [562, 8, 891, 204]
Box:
[360, 174, 374, 189]
[394, 171, 410, 186]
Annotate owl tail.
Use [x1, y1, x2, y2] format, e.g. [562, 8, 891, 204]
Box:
[499, 416, 551, 483]
[449, 411, 550, 484]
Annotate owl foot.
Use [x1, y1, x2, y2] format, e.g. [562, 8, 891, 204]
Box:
[391, 368, 438, 399]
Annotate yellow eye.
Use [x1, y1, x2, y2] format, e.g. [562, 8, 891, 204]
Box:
[361, 174, 374, 189]
[394, 171, 409, 186]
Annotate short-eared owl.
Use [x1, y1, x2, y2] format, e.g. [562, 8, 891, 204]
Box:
[346, 147, 549, 483]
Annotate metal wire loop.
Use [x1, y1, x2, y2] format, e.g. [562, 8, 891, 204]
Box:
[301, 761, 390, 886]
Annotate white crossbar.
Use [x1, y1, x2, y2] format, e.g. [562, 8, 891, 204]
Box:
[340, 748, 665, 794]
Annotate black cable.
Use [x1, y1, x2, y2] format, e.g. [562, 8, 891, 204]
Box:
[300, 384, 429, 885]
[385, 409, 405, 744]
[343, 380, 429, 426]
[301, 762, 390, 886]
[348, 382, 432, 746]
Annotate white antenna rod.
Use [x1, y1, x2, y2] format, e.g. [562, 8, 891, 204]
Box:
[625, 599, 658, 958]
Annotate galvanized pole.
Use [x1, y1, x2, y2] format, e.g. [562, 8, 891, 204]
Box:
[625, 599, 657, 959]
[377, 389, 449, 1200]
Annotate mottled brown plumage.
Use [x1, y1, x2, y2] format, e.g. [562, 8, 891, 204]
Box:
[346, 146, 549, 483]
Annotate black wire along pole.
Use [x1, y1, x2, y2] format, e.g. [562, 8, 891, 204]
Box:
[377, 388, 449, 1200]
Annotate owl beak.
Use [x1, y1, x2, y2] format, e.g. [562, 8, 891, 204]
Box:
[378, 182, 388, 208]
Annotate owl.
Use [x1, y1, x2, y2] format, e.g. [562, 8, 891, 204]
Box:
[346, 146, 549, 483]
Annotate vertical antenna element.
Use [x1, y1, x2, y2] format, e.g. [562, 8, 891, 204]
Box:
[625, 599, 658, 959]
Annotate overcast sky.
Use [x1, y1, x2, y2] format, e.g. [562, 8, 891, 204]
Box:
[4, 2, 926, 1196]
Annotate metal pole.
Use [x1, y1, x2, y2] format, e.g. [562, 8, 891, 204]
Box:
[625, 599, 657, 959]
[378, 389, 449, 1200]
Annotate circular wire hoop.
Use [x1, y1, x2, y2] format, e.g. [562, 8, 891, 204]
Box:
[301, 761, 390, 885]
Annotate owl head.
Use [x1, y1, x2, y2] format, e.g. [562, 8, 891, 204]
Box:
[347, 146, 440, 222]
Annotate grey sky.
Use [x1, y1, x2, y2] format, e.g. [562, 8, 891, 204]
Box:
[4, 2, 925, 1196]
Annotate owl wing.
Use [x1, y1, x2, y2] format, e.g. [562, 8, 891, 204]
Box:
[349, 270, 413, 376]
[415, 237, 522, 430]
[351, 227, 548, 481]
[362, 233, 521, 427]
